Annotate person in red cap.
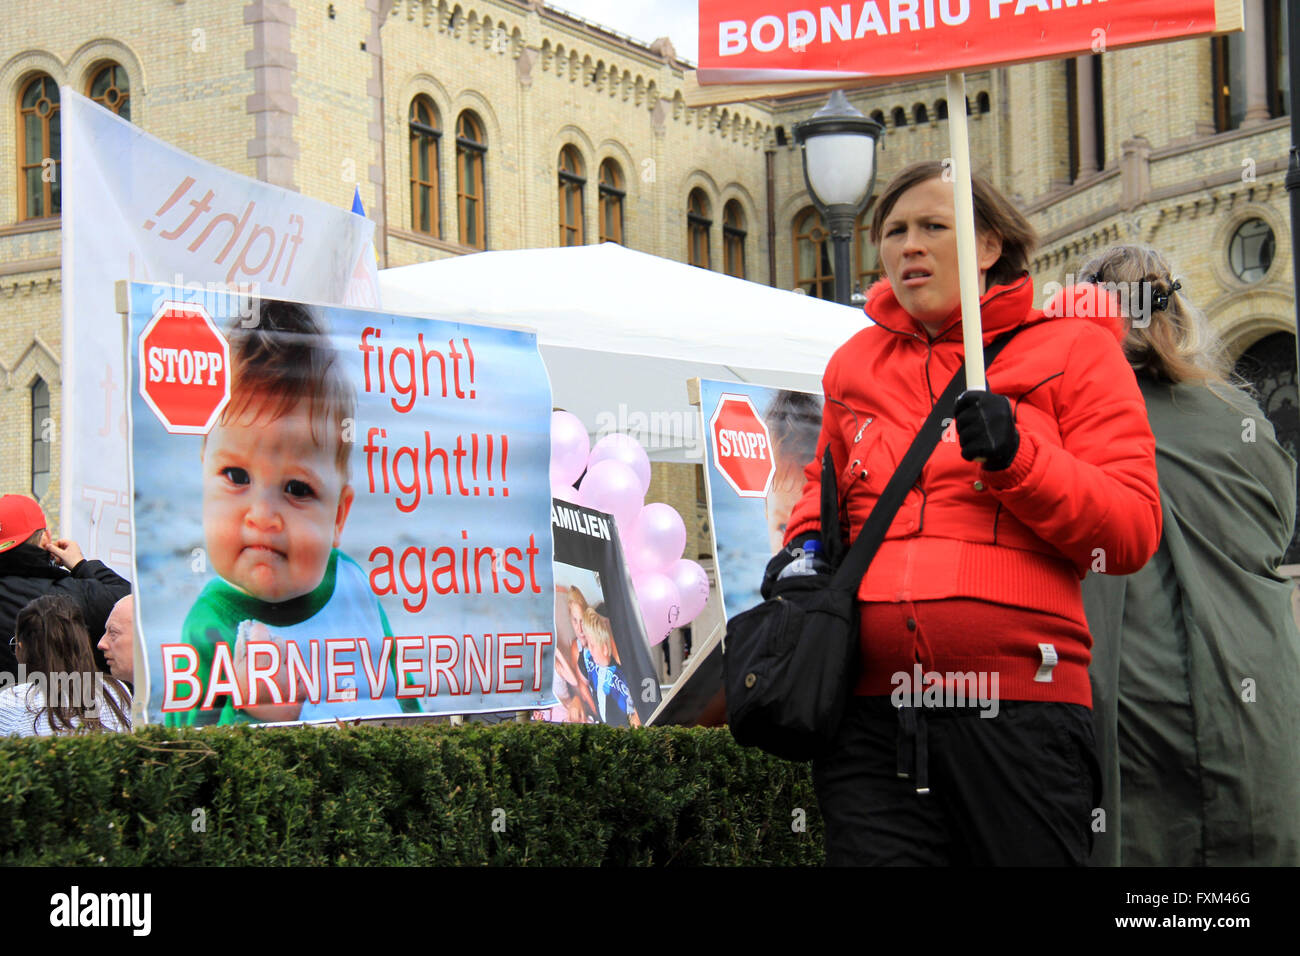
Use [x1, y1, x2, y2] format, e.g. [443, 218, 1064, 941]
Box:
[0, 494, 131, 678]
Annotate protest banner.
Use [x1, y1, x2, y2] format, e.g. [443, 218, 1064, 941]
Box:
[538, 500, 659, 727]
[120, 280, 555, 725]
[699, 380, 823, 620]
[690, 0, 1242, 101]
[648, 378, 823, 727]
[62, 90, 380, 578]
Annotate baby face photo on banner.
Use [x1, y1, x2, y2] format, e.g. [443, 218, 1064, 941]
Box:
[699, 379, 823, 619]
[123, 281, 556, 726]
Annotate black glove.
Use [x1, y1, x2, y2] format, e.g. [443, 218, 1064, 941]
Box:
[760, 534, 824, 601]
[954, 389, 1020, 471]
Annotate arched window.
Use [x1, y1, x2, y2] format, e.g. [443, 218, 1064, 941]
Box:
[31, 378, 50, 500]
[598, 159, 624, 245]
[688, 189, 711, 269]
[793, 206, 833, 300]
[409, 96, 441, 238]
[976, 91, 990, 114]
[935, 99, 948, 120]
[88, 63, 130, 120]
[913, 102, 929, 124]
[456, 111, 487, 249]
[18, 74, 61, 220]
[558, 145, 585, 246]
[891, 106, 907, 128]
[723, 200, 746, 279]
[869, 109, 885, 126]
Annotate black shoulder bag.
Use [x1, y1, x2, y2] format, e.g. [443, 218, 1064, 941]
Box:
[722, 330, 1020, 761]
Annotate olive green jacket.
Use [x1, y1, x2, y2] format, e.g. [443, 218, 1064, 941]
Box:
[1083, 376, 1300, 865]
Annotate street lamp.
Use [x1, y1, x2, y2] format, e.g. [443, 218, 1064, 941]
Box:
[794, 90, 883, 307]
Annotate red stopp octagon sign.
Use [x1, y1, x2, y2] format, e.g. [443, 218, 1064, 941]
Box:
[138, 300, 231, 435]
[709, 393, 776, 499]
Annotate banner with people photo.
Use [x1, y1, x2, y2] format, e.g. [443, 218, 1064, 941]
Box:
[698, 379, 822, 620]
[62, 89, 380, 580]
[537, 500, 658, 727]
[122, 281, 555, 725]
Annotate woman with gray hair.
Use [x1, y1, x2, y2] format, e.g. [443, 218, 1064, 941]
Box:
[1079, 243, 1300, 866]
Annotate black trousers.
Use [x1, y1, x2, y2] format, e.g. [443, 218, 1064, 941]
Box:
[813, 696, 1102, 866]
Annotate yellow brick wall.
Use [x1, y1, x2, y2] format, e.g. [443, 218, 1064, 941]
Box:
[379, 0, 774, 270]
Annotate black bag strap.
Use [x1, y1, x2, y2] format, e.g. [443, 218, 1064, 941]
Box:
[828, 329, 1021, 592]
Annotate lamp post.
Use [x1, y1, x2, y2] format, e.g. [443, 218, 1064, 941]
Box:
[794, 90, 883, 307]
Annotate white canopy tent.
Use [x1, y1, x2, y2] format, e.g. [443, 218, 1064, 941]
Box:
[378, 243, 868, 462]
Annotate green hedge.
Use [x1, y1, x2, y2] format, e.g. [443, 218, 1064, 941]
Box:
[0, 723, 823, 865]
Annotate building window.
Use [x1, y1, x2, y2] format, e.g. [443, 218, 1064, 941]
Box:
[793, 206, 833, 300]
[18, 74, 61, 221]
[1233, 332, 1300, 562]
[913, 102, 928, 124]
[456, 111, 487, 249]
[558, 145, 585, 246]
[891, 106, 907, 128]
[31, 378, 50, 501]
[723, 200, 746, 279]
[1228, 218, 1275, 283]
[1066, 56, 1105, 182]
[856, 204, 880, 294]
[1214, 1, 1290, 131]
[598, 159, 624, 244]
[688, 188, 711, 269]
[869, 108, 886, 126]
[88, 63, 130, 120]
[1212, 32, 1246, 131]
[935, 99, 948, 120]
[1266, 0, 1290, 118]
[409, 96, 441, 238]
[795, 204, 878, 301]
[976, 91, 990, 114]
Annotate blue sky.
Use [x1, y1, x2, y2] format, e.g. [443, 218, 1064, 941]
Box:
[548, 0, 700, 62]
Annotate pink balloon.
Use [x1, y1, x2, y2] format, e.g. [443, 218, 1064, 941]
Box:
[668, 559, 709, 625]
[577, 459, 644, 529]
[551, 482, 580, 504]
[588, 434, 652, 496]
[626, 503, 686, 573]
[551, 411, 591, 488]
[632, 572, 682, 647]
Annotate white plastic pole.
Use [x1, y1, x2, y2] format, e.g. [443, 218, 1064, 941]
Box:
[945, 71, 986, 391]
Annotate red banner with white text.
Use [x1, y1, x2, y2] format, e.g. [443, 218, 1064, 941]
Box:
[697, 0, 1224, 84]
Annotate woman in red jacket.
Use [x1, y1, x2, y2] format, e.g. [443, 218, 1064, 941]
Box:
[771, 160, 1162, 865]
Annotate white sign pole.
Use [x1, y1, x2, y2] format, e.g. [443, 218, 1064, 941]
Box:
[945, 71, 986, 392]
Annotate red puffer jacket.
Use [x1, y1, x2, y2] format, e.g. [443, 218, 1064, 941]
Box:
[785, 274, 1162, 651]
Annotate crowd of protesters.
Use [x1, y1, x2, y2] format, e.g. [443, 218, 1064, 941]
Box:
[0, 494, 133, 737]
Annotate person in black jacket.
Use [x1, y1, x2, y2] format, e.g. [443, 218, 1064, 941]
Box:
[0, 494, 131, 677]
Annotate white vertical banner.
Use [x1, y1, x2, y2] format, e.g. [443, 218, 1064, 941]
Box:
[61, 90, 380, 575]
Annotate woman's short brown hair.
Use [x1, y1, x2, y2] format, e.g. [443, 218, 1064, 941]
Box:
[870, 160, 1037, 288]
